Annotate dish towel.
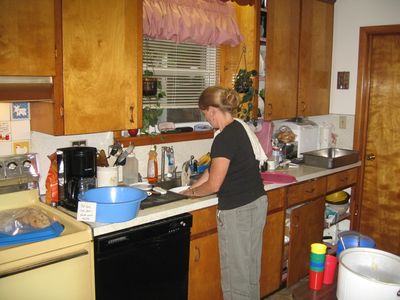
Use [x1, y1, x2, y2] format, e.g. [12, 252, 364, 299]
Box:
[214, 119, 268, 166]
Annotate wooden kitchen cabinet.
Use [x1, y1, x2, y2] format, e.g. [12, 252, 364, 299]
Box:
[286, 178, 327, 286]
[264, 0, 334, 120]
[0, 0, 55, 76]
[189, 206, 223, 300]
[287, 177, 327, 207]
[30, 0, 142, 135]
[287, 197, 325, 286]
[260, 188, 286, 297]
[297, 0, 334, 116]
[326, 168, 358, 193]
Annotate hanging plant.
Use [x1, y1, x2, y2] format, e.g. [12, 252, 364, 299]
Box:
[234, 69, 258, 93]
[232, 46, 260, 123]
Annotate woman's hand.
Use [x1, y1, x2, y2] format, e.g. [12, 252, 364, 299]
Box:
[179, 157, 230, 198]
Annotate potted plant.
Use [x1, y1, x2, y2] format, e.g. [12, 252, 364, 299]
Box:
[143, 70, 158, 96]
[142, 73, 166, 135]
[234, 69, 258, 123]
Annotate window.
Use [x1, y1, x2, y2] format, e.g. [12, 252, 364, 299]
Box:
[143, 38, 220, 123]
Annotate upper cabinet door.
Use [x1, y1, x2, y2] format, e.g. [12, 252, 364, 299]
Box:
[264, 0, 333, 120]
[61, 0, 142, 134]
[265, 0, 300, 120]
[297, 0, 334, 117]
[0, 0, 55, 75]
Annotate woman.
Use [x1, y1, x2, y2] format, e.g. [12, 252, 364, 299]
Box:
[182, 86, 268, 300]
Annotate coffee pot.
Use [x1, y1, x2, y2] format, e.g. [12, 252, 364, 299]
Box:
[57, 146, 97, 211]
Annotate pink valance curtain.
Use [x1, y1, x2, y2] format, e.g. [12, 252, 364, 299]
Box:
[143, 0, 244, 47]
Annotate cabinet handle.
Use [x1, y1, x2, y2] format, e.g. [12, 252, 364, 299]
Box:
[129, 105, 134, 123]
[0, 249, 88, 279]
[366, 153, 376, 160]
[340, 176, 348, 183]
[267, 103, 272, 116]
[300, 101, 306, 112]
[305, 187, 315, 194]
[292, 215, 299, 229]
[194, 246, 201, 262]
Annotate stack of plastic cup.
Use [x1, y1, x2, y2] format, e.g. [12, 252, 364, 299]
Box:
[309, 243, 327, 290]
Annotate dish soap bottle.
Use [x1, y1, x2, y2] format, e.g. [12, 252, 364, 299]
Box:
[147, 145, 158, 184]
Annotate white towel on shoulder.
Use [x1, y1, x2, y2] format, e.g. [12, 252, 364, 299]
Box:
[214, 119, 268, 166]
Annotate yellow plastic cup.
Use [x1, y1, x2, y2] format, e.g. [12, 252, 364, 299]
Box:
[311, 243, 327, 255]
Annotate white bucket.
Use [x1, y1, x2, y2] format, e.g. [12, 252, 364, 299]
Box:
[337, 248, 400, 300]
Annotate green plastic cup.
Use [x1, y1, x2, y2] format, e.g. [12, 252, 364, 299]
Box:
[310, 252, 326, 263]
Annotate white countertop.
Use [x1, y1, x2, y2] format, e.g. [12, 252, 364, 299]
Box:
[88, 162, 361, 237]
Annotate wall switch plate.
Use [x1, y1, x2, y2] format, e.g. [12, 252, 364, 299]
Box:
[72, 140, 87, 147]
[339, 116, 347, 129]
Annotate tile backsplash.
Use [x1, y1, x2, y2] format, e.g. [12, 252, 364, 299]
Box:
[1, 102, 355, 196]
[0, 102, 31, 155]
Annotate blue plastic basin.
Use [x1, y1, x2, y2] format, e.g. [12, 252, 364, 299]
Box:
[337, 231, 375, 258]
[79, 186, 148, 223]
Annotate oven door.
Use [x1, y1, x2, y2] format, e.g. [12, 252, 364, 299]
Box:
[0, 242, 95, 300]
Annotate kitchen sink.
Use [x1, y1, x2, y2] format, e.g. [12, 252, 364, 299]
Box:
[140, 174, 201, 209]
[302, 148, 359, 169]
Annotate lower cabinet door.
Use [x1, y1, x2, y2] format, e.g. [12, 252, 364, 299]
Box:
[287, 197, 325, 286]
[189, 232, 223, 300]
[260, 210, 285, 297]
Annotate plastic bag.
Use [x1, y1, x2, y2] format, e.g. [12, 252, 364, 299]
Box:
[45, 152, 59, 205]
[0, 207, 53, 236]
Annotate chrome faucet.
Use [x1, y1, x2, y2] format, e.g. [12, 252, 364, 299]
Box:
[161, 146, 175, 181]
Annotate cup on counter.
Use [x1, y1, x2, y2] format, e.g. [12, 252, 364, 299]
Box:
[267, 160, 277, 170]
[97, 166, 119, 187]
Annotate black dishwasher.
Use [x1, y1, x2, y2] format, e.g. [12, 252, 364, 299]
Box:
[94, 213, 192, 300]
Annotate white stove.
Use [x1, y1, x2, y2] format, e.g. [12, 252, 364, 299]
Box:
[0, 154, 95, 300]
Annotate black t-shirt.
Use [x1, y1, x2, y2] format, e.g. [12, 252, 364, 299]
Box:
[211, 120, 265, 210]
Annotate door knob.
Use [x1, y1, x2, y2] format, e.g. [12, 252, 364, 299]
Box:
[366, 153, 376, 160]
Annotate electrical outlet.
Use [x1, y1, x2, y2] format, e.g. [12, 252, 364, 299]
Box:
[339, 116, 347, 129]
[71, 140, 87, 147]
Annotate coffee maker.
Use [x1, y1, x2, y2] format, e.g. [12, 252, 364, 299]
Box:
[57, 146, 97, 211]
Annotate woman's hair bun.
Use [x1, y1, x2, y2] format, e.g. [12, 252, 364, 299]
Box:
[223, 89, 240, 111]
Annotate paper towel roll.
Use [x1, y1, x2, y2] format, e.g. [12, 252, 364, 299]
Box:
[320, 125, 332, 149]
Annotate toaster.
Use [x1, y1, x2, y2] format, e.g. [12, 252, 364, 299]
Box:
[279, 118, 320, 158]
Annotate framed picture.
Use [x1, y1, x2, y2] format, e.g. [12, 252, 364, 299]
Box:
[11, 102, 30, 120]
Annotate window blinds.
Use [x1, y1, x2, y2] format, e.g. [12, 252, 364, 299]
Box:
[143, 38, 220, 109]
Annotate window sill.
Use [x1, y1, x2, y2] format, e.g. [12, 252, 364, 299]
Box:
[114, 130, 214, 147]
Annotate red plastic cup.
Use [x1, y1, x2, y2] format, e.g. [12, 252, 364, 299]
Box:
[309, 270, 324, 290]
[323, 254, 337, 285]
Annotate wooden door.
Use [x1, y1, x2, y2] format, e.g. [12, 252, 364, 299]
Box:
[188, 233, 222, 300]
[354, 26, 400, 255]
[264, 0, 300, 120]
[297, 0, 333, 117]
[0, 0, 55, 75]
[62, 0, 141, 134]
[287, 197, 325, 286]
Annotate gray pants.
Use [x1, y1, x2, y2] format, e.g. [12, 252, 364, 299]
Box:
[217, 195, 268, 300]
